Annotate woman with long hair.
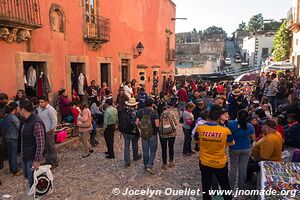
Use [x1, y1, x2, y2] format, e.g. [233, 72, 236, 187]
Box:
[14, 89, 27, 106]
[228, 110, 256, 190]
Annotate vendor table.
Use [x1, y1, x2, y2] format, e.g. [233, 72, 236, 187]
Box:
[260, 161, 300, 200]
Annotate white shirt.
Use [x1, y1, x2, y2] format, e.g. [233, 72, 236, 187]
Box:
[124, 85, 133, 98]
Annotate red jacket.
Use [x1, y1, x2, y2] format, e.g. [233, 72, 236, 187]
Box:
[276, 125, 285, 140]
[71, 107, 80, 125]
[177, 88, 188, 103]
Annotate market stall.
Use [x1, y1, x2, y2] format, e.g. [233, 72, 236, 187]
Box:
[260, 161, 300, 200]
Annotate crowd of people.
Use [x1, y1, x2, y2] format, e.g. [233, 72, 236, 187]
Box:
[0, 70, 300, 199]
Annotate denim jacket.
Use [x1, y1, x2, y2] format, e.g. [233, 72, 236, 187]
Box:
[4, 114, 20, 140]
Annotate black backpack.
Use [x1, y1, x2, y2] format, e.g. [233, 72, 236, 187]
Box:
[119, 109, 133, 133]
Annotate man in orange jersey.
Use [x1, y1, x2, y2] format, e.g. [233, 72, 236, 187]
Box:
[196, 105, 234, 200]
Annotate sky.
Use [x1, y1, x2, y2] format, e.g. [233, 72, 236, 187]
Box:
[172, 0, 292, 35]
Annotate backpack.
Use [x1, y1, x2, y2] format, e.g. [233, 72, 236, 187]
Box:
[119, 109, 133, 134]
[159, 112, 176, 136]
[140, 110, 153, 141]
[292, 148, 300, 162]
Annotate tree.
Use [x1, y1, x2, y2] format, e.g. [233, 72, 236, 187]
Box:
[263, 21, 282, 32]
[202, 26, 226, 37]
[247, 13, 264, 33]
[238, 21, 246, 31]
[273, 20, 292, 61]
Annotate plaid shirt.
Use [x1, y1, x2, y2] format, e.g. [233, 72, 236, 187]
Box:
[33, 122, 45, 162]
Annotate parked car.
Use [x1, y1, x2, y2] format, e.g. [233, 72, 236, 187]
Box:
[235, 57, 241, 63]
[241, 62, 249, 68]
[225, 58, 231, 65]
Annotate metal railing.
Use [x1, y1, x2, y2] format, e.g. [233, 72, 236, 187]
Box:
[84, 15, 110, 43]
[0, 0, 41, 28]
[166, 49, 175, 61]
[287, 7, 293, 26]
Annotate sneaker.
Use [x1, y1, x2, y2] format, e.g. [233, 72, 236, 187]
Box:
[162, 164, 168, 170]
[13, 171, 22, 176]
[105, 155, 115, 159]
[105, 151, 109, 155]
[146, 167, 155, 174]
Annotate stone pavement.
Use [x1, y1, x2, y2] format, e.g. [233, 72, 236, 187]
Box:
[0, 126, 202, 199]
[0, 110, 258, 200]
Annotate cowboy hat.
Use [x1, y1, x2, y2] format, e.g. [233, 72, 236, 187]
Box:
[125, 98, 139, 106]
[232, 89, 242, 96]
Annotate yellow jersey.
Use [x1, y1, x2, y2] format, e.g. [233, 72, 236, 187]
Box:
[196, 122, 234, 168]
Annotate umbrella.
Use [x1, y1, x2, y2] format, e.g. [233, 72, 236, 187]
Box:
[234, 73, 257, 82]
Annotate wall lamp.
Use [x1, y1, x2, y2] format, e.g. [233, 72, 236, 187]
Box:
[134, 42, 144, 59]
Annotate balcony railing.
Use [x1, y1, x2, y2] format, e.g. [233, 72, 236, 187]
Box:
[287, 8, 293, 26]
[287, 7, 300, 32]
[0, 0, 42, 29]
[84, 15, 110, 43]
[166, 49, 175, 62]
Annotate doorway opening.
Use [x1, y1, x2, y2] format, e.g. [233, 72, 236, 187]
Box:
[121, 59, 130, 83]
[71, 62, 86, 94]
[23, 61, 48, 98]
[100, 63, 110, 87]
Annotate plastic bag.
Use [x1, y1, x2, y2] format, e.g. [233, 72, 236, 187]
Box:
[28, 165, 54, 199]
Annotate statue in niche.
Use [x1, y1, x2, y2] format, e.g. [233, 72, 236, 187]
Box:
[49, 5, 65, 33]
[50, 10, 62, 32]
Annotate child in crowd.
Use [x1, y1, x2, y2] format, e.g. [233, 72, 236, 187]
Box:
[251, 117, 262, 141]
[70, 102, 80, 136]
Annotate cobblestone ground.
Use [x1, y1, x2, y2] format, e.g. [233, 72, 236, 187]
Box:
[0, 110, 257, 200]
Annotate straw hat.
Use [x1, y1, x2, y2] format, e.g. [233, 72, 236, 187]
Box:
[232, 89, 242, 96]
[125, 98, 139, 106]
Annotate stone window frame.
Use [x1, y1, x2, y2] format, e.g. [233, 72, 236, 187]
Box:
[49, 4, 66, 33]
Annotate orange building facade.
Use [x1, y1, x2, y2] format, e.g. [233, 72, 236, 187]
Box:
[0, 0, 176, 101]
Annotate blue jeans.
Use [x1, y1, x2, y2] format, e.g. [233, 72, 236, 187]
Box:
[183, 128, 192, 154]
[177, 101, 186, 116]
[142, 135, 158, 168]
[6, 139, 18, 173]
[22, 160, 34, 187]
[123, 133, 139, 164]
[229, 148, 252, 190]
